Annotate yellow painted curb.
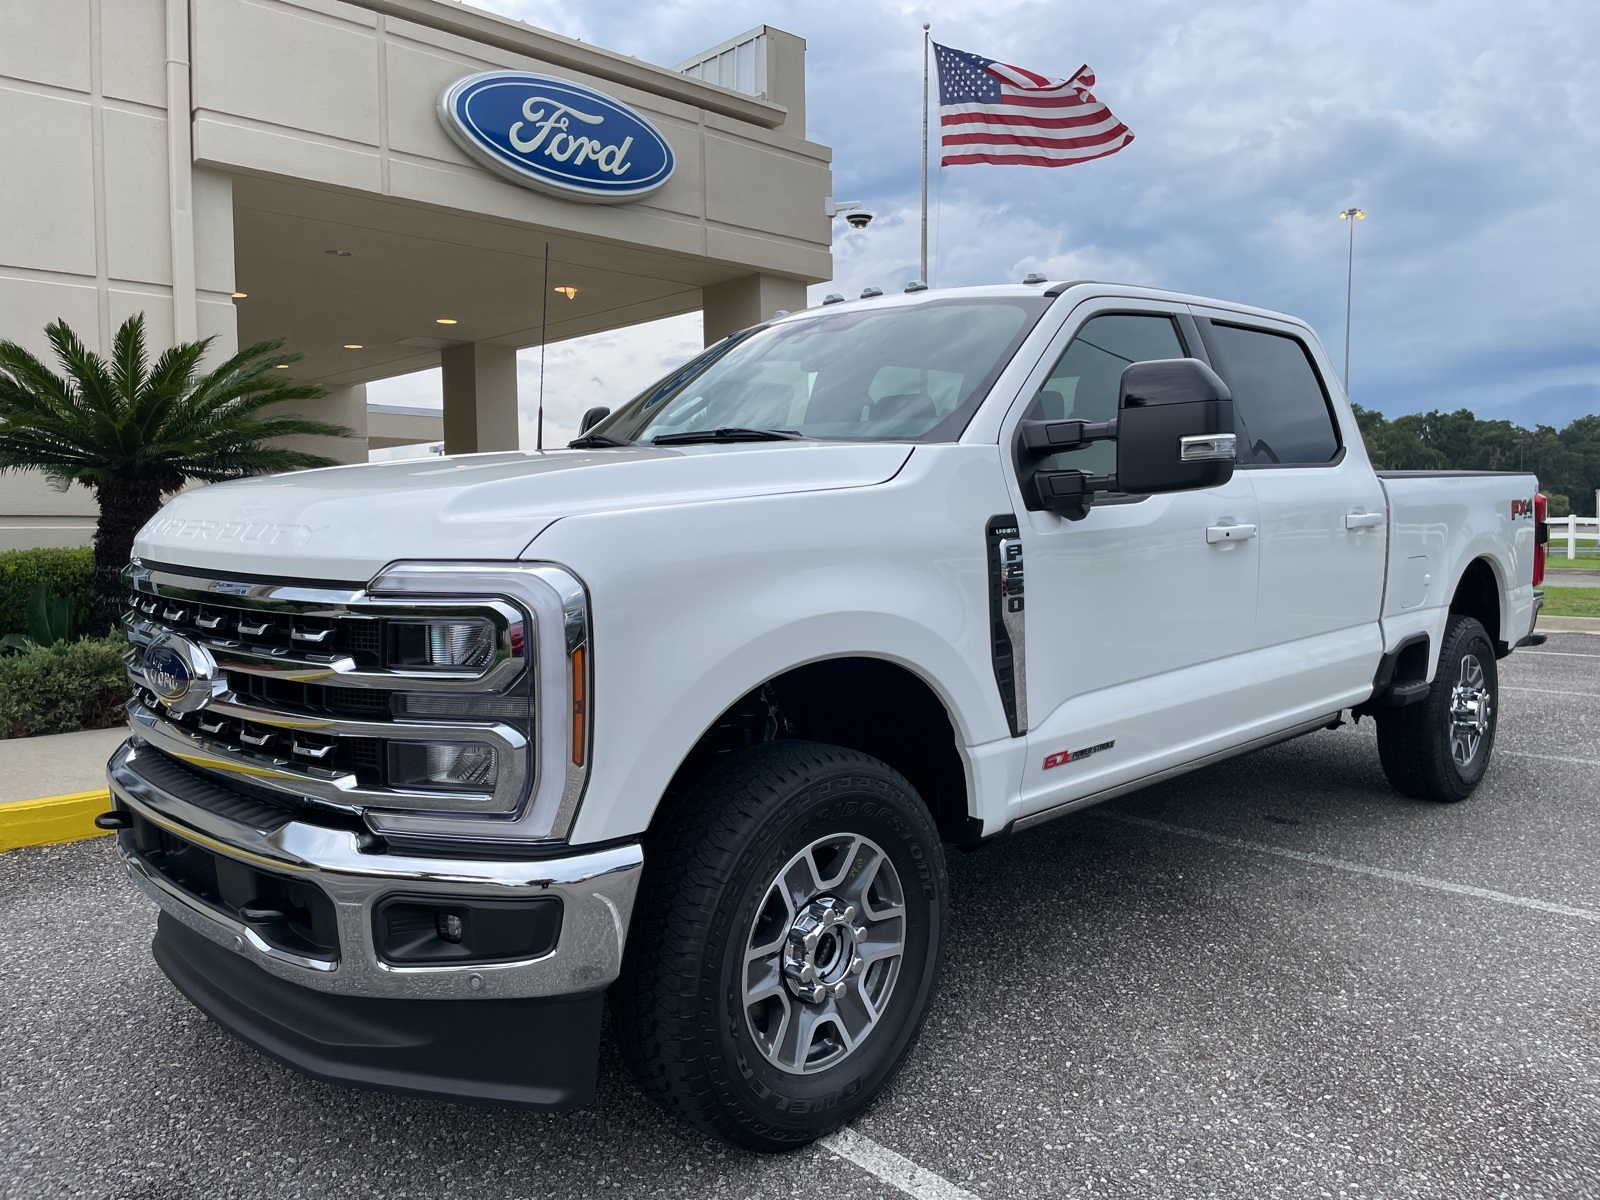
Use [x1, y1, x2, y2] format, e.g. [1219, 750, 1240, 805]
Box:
[0, 789, 113, 853]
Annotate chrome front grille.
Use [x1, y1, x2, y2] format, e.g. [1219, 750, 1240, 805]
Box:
[129, 591, 378, 663]
[123, 562, 533, 815]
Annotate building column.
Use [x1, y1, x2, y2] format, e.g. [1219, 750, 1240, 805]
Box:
[441, 342, 520, 453]
[701, 274, 809, 346]
[274, 383, 368, 465]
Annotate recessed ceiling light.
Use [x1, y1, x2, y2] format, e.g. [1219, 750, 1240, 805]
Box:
[552, 286, 577, 299]
[325, 249, 352, 257]
[435, 318, 458, 325]
[230, 291, 248, 299]
[343, 343, 363, 349]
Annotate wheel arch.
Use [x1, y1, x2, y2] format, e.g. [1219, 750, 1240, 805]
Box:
[1449, 555, 1505, 653]
[645, 654, 977, 847]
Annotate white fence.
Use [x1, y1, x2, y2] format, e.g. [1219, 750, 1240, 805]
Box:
[1550, 514, 1599, 559]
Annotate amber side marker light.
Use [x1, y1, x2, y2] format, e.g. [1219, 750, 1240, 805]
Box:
[570, 644, 587, 766]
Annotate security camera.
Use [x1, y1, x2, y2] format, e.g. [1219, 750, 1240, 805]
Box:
[845, 210, 874, 229]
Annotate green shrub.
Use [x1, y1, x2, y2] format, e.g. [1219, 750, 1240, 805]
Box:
[0, 636, 128, 739]
[0, 547, 94, 636]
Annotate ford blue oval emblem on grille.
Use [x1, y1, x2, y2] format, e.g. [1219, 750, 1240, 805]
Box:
[139, 632, 223, 714]
[438, 70, 675, 203]
[143, 643, 192, 702]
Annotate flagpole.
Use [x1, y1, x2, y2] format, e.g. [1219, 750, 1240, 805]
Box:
[920, 23, 930, 285]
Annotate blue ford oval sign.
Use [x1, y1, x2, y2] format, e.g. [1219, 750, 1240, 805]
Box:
[438, 71, 675, 204]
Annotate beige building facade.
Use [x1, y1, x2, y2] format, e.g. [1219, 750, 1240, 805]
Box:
[0, 0, 833, 549]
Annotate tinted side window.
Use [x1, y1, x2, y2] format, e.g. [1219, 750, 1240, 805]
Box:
[1020, 314, 1186, 476]
[1203, 323, 1339, 466]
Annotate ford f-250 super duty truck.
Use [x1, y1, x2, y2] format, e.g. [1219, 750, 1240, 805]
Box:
[103, 281, 1548, 1152]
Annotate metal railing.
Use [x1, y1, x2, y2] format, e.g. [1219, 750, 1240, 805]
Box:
[675, 27, 769, 99]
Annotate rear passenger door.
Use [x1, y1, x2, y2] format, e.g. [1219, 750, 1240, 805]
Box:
[1189, 306, 1387, 716]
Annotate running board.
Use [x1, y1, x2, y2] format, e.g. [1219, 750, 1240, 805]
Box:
[1009, 712, 1342, 834]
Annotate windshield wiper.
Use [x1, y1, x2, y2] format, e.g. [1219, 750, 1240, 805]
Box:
[567, 432, 630, 448]
[650, 427, 805, 446]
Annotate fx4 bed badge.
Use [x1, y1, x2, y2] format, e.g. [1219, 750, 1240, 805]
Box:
[1511, 498, 1535, 520]
[1043, 740, 1115, 770]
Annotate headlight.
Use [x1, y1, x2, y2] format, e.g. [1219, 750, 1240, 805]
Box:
[387, 618, 499, 670]
[361, 562, 590, 842]
[388, 741, 499, 790]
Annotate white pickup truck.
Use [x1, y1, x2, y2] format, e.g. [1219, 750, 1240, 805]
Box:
[105, 281, 1548, 1151]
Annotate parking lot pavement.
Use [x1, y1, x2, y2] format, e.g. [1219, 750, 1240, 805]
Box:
[2, 636, 1596, 1200]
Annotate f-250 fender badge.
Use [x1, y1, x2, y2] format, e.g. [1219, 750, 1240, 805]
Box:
[1043, 740, 1115, 770]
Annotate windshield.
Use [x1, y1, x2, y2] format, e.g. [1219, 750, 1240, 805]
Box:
[594, 297, 1050, 444]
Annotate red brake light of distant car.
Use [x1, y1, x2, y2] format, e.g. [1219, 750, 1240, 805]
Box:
[1533, 492, 1548, 587]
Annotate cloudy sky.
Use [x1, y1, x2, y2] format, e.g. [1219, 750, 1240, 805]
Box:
[370, 0, 1600, 451]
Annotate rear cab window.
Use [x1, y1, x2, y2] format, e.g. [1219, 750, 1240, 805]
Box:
[1199, 321, 1341, 466]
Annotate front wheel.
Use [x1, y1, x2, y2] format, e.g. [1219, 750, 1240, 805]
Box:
[611, 741, 947, 1151]
[1376, 613, 1499, 802]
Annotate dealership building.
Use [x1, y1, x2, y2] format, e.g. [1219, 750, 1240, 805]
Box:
[0, 0, 834, 549]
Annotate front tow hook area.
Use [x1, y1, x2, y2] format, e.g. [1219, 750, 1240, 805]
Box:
[152, 914, 606, 1109]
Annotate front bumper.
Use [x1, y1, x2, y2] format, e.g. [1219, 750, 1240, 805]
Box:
[110, 740, 642, 1000]
[108, 739, 643, 1106]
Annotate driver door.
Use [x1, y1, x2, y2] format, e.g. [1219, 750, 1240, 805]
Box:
[998, 300, 1262, 820]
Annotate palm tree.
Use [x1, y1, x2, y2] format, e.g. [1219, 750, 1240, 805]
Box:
[0, 314, 352, 634]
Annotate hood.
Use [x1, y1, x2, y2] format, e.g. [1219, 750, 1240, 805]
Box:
[134, 441, 914, 581]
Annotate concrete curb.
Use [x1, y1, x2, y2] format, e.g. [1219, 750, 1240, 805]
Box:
[1537, 615, 1600, 634]
[0, 790, 113, 853]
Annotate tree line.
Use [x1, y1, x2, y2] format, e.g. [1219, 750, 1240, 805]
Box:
[1351, 406, 1600, 517]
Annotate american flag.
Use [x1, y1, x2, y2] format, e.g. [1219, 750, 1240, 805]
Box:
[934, 43, 1134, 168]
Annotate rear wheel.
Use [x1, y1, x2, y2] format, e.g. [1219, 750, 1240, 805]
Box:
[1376, 613, 1498, 802]
[611, 740, 946, 1151]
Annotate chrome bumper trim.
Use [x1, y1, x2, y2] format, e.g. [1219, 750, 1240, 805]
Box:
[110, 741, 641, 1000]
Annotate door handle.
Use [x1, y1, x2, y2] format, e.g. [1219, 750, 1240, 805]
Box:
[1345, 511, 1385, 530]
[1206, 523, 1257, 544]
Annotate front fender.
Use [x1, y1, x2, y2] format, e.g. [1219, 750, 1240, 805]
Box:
[525, 446, 1014, 846]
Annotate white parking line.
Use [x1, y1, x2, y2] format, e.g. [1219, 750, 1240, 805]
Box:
[1501, 685, 1600, 699]
[1519, 650, 1600, 659]
[822, 1128, 980, 1200]
[1100, 813, 1600, 923]
[1499, 750, 1600, 767]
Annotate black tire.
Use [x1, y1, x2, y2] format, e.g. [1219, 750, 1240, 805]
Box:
[1375, 613, 1499, 803]
[610, 740, 947, 1152]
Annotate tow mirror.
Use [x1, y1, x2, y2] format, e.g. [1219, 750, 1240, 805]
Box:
[1015, 357, 1235, 520]
[1115, 359, 1236, 495]
[579, 406, 611, 434]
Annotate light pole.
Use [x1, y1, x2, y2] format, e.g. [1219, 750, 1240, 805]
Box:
[1339, 207, 1364, 393]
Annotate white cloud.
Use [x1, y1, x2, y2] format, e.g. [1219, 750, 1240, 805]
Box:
[435, 0, 1600, 423]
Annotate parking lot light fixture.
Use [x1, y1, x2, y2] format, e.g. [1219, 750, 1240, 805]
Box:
[1339, 207, 1365, 391]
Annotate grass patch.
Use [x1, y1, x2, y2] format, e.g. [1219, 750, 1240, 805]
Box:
[1540, 586, 1600, 619]
[1545, 552, 1600, 570]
